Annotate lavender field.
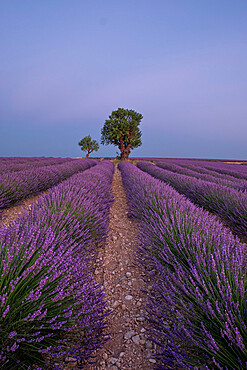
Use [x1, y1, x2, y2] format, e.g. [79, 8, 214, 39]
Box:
[121, 160, 247, 369]
[0, 157, 247, 369]
[0, 158, 114, 369]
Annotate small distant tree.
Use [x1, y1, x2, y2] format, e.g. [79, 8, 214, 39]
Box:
[78, 135, 99, 158]
[101, 108, 143, 160]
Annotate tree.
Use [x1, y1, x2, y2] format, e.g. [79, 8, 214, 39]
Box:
[101, 108, 143, 160]
[78, 135, 99, 158]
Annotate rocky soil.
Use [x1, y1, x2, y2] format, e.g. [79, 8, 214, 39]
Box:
[84, 166, 156, 369]
[0, 193, 44, 226]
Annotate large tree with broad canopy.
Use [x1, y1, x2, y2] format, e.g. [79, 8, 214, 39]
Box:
[101, 108, 143, 160]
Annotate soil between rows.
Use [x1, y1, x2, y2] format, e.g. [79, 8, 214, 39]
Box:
[84, 166, 156, 369]
[0, 193, 44, 226]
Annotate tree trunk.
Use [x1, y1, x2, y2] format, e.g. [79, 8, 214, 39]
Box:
[120, 142, 132, 160]
[118, 136, 132, 160]
[86, 152, 89, 158]
[120, 148, 130, 160]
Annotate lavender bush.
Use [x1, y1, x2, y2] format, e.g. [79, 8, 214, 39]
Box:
[0, 160, 114, 369]
[156, 161, 247, 192]
[119, 161, 247, 369]
[23, 160, 115, 263]
[160, 158, 247, 180]
[200, 161, 247, 180]
[167, 160, 247, 181]
[0, 157, 73, 175]
[0, 158, 97, 209]
[137, 161, 247, 239]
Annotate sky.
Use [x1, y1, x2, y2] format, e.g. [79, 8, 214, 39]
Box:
[0, 0, 247, 159]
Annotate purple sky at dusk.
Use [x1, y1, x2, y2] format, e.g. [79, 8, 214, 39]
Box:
[0, 0, 247, 159]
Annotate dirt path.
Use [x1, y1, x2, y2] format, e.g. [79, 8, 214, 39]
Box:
[0, 193, 44, 226]
[87, 166, 156, 369]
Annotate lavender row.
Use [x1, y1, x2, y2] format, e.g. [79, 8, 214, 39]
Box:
[197, 161, 247, 179]
[0, 160, 114, 369]
[174, 160, 247, 182]
[178, 159, 247, 179]
[158, 158, 247, 180]
[0, 157, 73, 174]
[156, 161, 247, 192]
[0, 158, 97, 209]
[119, 161, 247, 369]
[137, 161, 247, 238]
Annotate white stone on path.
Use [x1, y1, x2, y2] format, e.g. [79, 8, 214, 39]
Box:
[132, 335, 140, 345]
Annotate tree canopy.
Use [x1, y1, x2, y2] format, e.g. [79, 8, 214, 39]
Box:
[78, 135, 99, 158]
[101, 108, 143, 160]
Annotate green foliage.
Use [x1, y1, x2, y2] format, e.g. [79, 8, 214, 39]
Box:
[101, 108, 143, 159]
[78, 135, 99, 157]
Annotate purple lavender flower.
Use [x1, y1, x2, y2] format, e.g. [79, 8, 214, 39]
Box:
[0, 158, 98, 210]
[137, 160, 247, 238]
[0, 160, 114, 369]
[119, 161, 247, 369]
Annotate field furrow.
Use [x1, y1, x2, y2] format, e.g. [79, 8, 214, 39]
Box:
[85, 165, 156, 369]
